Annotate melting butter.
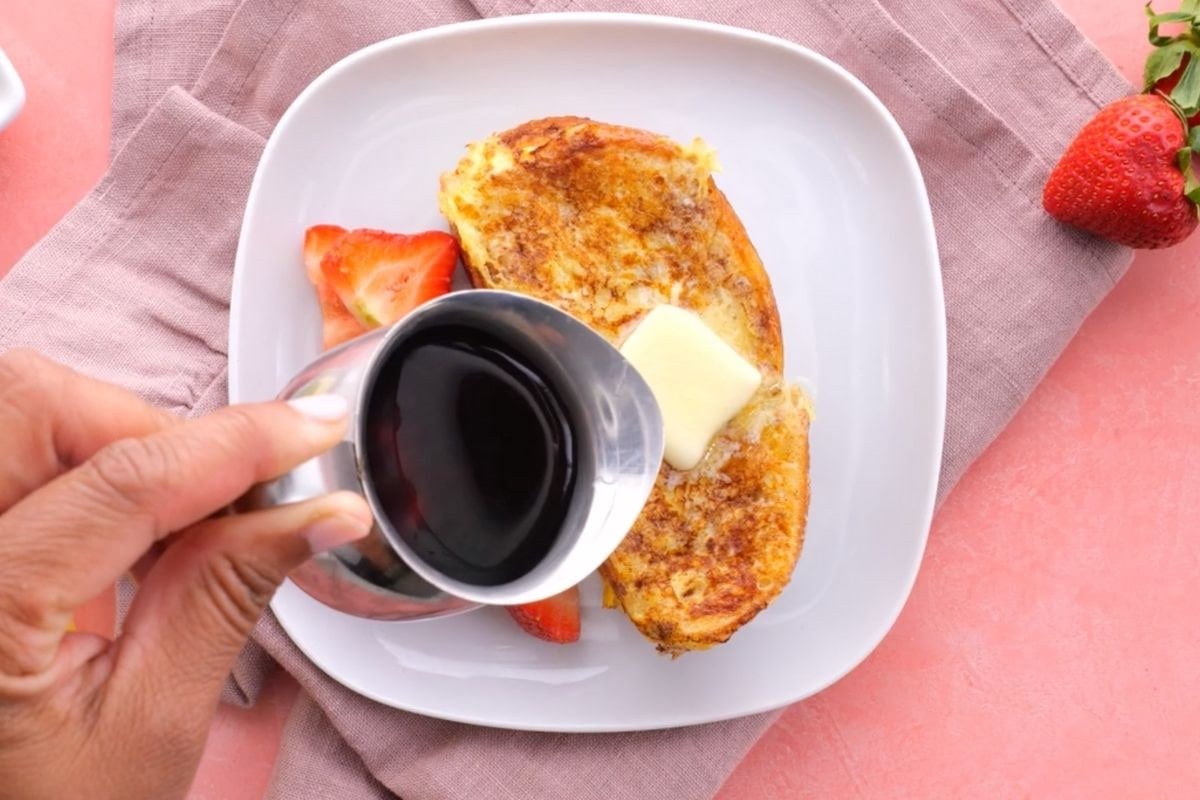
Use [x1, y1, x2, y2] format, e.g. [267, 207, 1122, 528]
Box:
[620, 304, 761, 470]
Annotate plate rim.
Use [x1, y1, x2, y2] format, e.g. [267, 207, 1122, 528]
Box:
[229, 11, 947, 732]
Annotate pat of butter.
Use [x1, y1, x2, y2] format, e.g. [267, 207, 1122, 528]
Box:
[621, 305, 762, 470]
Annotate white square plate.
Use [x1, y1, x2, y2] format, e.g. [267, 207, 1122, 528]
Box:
[229, 13, 945, 732]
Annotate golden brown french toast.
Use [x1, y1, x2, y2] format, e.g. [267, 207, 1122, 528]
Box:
[439, 117, 811, 653]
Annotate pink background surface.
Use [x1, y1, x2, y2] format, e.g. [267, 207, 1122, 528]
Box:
[1, 2, 1197, 797]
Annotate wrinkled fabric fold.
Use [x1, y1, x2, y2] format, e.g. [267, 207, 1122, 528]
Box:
[0, 1, 1133, 798]
[0, 86, 259, 412]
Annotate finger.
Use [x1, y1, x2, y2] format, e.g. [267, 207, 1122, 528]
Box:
[0, 349, 177, 512]
[109, 493, 371, 726]
[0, 630, 113, 707]
[129, 546, 163, 585]
[0, 395, 350, 677]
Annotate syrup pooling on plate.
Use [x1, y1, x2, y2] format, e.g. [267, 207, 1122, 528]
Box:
[364, 324, 577, 586]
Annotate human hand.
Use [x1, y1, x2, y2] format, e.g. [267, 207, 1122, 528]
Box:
[0, 351, 372, 799]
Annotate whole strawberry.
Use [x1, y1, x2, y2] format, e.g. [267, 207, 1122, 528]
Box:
[1043, 94, 1197, 249]
[1043, 1, 1200, 249]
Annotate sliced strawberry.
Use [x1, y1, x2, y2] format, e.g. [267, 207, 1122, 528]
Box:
[507, 586, 581, 644]
[303, 224, 348, 284]
[315, 282, 367, 350]
[303, 224, 368, 350]
[320, 229, 458, 327]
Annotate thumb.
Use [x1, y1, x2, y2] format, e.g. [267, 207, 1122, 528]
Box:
[110, 491, 372, 715]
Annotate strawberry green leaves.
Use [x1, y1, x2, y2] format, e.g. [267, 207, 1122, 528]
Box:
[1174, 145, 1200, 205]
[1144, 39, 1195, 88]
[1155, 0, 1200, 209]
[1146, 0, 1200, 47]
[1177, 127, 1200, 205]
[1144, 1, 1200, 102]
[1145, 4, 1200, 129]
[1147, 11, 1197, 48]
[1171, 55, 1200, 116]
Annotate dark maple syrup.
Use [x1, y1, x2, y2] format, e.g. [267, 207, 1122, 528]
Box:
[364, 324, 577, 586]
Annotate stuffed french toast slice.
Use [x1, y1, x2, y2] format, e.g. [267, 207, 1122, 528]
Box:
[439, 117, 811, 654]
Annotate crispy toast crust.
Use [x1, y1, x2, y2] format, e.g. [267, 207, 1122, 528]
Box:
[440, 117, 810, 653]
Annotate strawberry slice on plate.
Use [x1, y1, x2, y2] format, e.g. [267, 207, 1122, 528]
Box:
[320, 229, 458, 327]
[303, 224, 368, 350]
[314, 279, 366, 351]
[507, 586, 581, 644]
[304, 224, 348, 283]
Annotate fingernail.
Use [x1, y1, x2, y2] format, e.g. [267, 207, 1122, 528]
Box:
[287, 394, 349, 422]
[301, 493, 374, 553]
[301, 510, 374, 554]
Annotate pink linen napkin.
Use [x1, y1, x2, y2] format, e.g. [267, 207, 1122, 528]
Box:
[0, 1, 1132, 798]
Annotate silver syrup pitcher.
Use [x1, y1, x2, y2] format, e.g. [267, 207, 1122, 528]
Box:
[242, 289, 664, 621]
